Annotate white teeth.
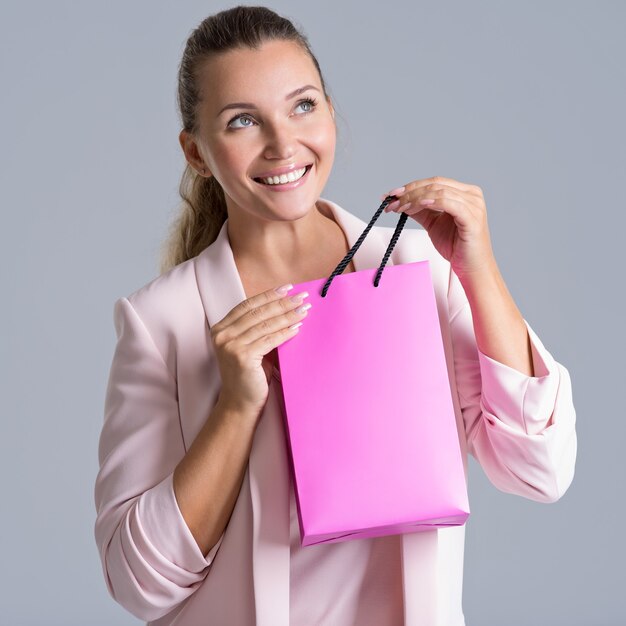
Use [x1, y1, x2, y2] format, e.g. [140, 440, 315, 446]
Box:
[259, 166, 307, 185]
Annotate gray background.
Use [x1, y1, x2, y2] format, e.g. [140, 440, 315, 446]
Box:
[1, 1, 623, 624]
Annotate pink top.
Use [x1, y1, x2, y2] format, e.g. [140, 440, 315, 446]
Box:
[272, 365, 405, 625]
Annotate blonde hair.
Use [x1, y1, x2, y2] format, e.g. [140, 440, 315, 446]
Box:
[159, 5, 335, 274]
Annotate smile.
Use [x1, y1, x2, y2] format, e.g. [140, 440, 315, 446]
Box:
[252, 164, 312, 191]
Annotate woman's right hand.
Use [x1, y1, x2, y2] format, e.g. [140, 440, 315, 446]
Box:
[210, 284, 311, 417]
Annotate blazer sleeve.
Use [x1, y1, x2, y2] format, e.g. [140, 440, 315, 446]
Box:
[94, 296, 224, 621]
[447, 267, 577, 503]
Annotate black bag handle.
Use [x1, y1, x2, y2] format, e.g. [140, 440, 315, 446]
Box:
[320, 195, 409, 297]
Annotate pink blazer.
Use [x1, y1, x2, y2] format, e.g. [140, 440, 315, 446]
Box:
[94, 197, 577, 625]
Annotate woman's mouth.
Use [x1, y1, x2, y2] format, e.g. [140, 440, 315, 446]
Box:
[252, 164, 312, 191]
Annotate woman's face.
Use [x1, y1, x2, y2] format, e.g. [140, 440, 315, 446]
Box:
[188, 40, 336, 222]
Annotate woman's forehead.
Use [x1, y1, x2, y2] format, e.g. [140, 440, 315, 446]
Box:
[198, 41, 319, 104]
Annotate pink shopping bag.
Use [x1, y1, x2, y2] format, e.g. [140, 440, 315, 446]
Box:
[276, 198, 470, 547]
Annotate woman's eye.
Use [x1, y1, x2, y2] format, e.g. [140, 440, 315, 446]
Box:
[295, 98, 316, 113]
[227, 114, 254, 129]
[227, 98, 318, 130]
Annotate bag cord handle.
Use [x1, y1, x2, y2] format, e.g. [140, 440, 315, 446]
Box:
[320, 196, 409, 297]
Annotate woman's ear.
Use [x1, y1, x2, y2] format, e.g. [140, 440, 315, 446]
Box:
[179, 129, 212, 177]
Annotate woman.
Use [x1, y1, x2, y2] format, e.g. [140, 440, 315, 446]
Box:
[93, 6, 577, 625]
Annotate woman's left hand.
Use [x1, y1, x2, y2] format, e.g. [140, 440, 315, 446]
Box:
[382, 176, 497, 279]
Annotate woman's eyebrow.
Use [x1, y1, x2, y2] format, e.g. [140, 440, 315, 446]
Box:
[217, 84, 320, 117]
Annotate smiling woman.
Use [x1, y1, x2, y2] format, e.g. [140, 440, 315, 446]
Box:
[93, 5, 577, 626]
[178, 38, 338, 264]
[161, 20, 339, 279]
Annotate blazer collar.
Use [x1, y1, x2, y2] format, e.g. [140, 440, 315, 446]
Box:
[193, 197, 438, 626]
[194, 196, 393, 330]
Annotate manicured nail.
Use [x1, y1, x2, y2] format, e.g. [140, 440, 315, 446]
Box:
[275, 283, 294, 294]
[420, 198, 435, 205]
[385, 199, 401, 212]
[387, 186, 406, 196]
[290, 291, 309, 303]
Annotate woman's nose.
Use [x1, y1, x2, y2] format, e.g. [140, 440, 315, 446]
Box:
[261, 121, 298, 157]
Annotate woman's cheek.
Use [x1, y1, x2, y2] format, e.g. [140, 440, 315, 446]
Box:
[310, 121, 336, 161]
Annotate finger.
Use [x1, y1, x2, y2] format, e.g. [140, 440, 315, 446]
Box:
[380, 186, 405, 200]
[400, 195, 473, 228]
[387, 176, 480, 200]
[213, 283, 296, 330]
[242, 297, 311, 352]
[385, 187, 469, 213]
[220, 285, 309, 344]
[391, 187, 469, 213]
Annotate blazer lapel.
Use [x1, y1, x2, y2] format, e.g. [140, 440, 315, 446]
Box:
[194, 217, 290, 625]
[194, 197, 439, 626]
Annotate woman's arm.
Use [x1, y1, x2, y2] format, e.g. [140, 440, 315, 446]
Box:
[447, 265, 577, 502]
[457, 259, 535, 377]
[94, 297, 257, 621]
[173, 395, 258, 557]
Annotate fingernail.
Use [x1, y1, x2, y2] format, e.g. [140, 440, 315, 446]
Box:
[387, 186, 406, 196]
[385, 200, 401, 212]
[275, 283, 294, 294]
[290, 291, 309, 303]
